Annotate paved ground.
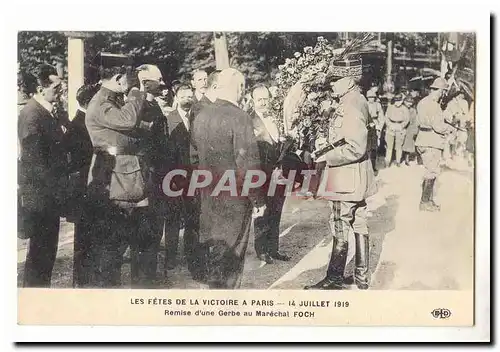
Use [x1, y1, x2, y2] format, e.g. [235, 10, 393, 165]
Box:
[17, 159, 474, 290]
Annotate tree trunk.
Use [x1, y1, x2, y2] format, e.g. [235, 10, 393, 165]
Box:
[214, 32, 230, 70]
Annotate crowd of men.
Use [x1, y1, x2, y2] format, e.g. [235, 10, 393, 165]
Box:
[17, 54, 474, 291]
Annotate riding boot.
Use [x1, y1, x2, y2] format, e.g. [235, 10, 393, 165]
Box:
[427, 178, 441, 210]
[304, 237, 348, 290]
[354, 233, 370, 290]
[404, 153, 410, 166]
[420, 179, 440, 212]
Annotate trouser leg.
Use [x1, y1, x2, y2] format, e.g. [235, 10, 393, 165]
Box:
[385, 132, 395, 165]
[417, 147, 441, 212]
[253, 196, 271, 256]
[98, 208, 129, 288]
[164, 199, 182, 268]
[267, 191, 286, 256]
[395, 131, 405, 165]
[130, 207, 162, 288]
[183, 193, 201, 271]
[23, 211, 60, 288]
[73, 214, 93, 288]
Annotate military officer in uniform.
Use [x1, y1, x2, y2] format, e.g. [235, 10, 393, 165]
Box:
[384, 93, 411, 167]
[366, 89, 385, 173]
[415, 77, 453, 212]
[305, 59, 377, 290]
[85, 60, 164, 288]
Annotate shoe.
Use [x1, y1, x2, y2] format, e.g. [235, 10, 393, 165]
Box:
[343, 276, 354, 285]
[270, 252, 291, 261]
[304, 276, 344, 290]
[354, 233, 370, 290]
[419, 201, 440, 212]
[257, 253, 274, 264]
[166, 260, 177, 271]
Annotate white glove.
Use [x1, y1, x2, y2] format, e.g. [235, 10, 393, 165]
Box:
[252, 205, 267, 219]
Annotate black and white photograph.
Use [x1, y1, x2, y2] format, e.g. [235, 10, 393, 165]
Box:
[16, 30, 476, 294]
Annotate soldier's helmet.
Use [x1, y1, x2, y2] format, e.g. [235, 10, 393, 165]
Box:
[430, 77, 448, 90]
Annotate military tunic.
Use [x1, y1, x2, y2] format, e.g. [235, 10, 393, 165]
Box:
[384, 104, 410, 165]
[85, 87, 163, 288]
[415, 95, 453, 179]
[318, 89, 377, 241]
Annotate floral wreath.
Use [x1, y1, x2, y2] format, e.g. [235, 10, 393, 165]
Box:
[269, 34, 374, 146]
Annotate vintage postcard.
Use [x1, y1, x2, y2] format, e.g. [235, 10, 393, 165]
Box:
[11, 3, 491, 342]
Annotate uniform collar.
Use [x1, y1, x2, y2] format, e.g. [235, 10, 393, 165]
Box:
[33, 94, 54, 114]
[100, 86, 121, 99]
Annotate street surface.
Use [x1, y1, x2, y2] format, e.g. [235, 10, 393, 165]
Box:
[17, 160, 474, 290]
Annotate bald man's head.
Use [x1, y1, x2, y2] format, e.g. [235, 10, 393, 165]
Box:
[216, 68, 246, 105]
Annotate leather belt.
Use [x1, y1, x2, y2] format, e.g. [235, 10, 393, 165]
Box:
[389, 119, 404, 124]
[327, 153, 368, 168]
[419, 127, 432, 131]
[93, 146, 143, 156]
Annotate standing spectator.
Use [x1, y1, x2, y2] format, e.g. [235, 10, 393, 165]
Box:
[402, 95, 419, 166]
[366, 90, 385, 173]
[465, 100, 475, 167]
[250, 85, 290, 264]
[18, 64, 67, 287]
[384, 93, 410, 167]
[415, 77, 453, 212]
[164, 84, 200, 275]
[66, 83, 100, 287]
[192, 68, 266, 289]
[191, 69, 208, 102]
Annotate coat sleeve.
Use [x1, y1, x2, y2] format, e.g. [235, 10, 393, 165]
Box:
[19, 111, 53, 185]
[324, 107, 367, 167]
[233, 111, 266, 207]
[432, 110, 452, 135]
[95, 89, 146, 131]
[377, 102, 386, 130]
[403, 107, 411, 128]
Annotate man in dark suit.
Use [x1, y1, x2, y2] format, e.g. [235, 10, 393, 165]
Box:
[66, 83, 100, 287]
[192, 68, 266, 289]
[190, 70, 220, 118]
[163, 84, 200, 274]
[250, 85, 291, 264]
[18, 64, 66, 287]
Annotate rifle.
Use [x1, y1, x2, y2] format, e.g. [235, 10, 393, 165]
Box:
[444, 119, 467, 132]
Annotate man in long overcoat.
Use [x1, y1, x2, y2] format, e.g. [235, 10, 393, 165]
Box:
[192, 68, 266, 289]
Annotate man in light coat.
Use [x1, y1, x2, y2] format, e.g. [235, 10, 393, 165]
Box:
[415, 77, 454, 212]
[305, 59, 377, 290]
